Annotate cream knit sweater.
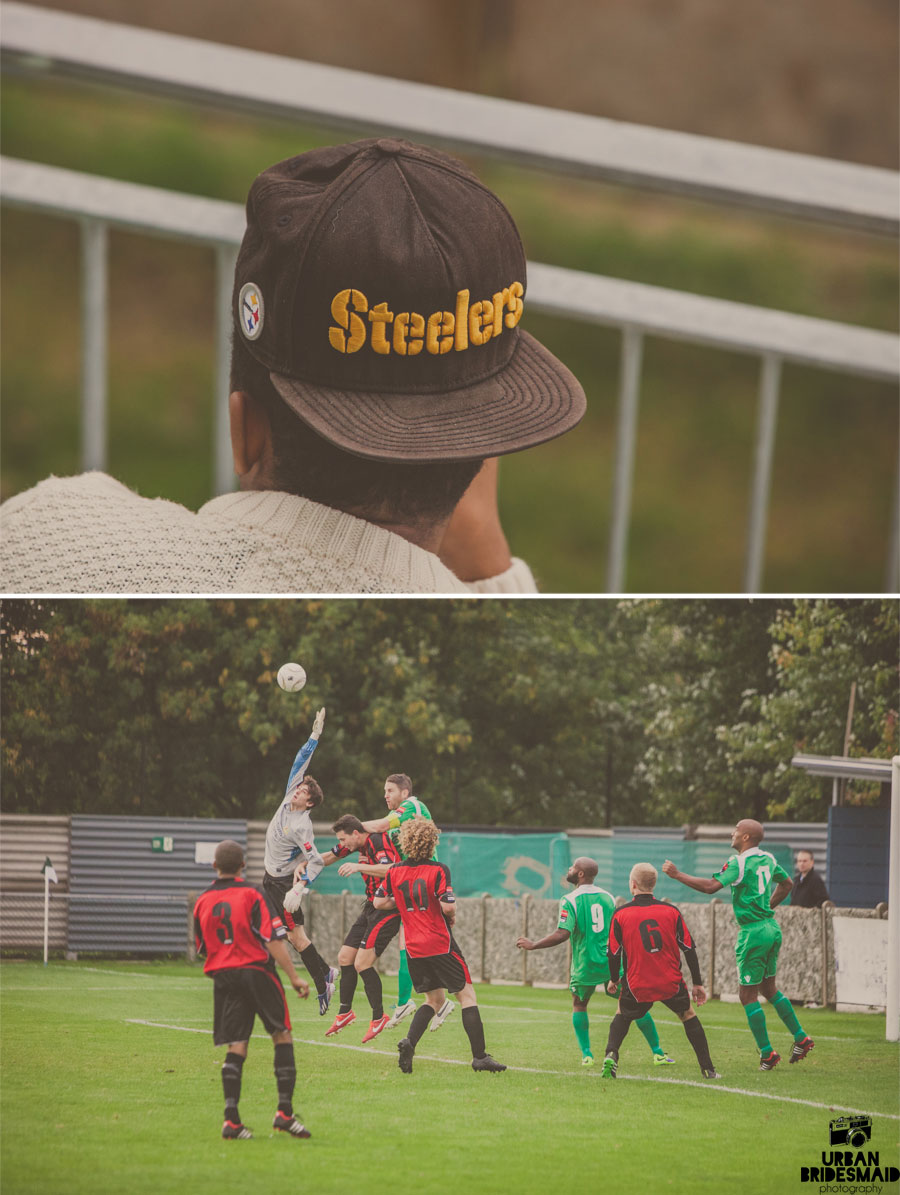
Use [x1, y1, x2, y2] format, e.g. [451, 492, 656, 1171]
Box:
[0, 473, 538, 595]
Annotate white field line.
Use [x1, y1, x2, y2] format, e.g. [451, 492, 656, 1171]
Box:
[125, 1018, 899, 1122]
[4, 969, 864, 1044]
[477, 1003, 855, 1043]
[2, 986, 193, 992]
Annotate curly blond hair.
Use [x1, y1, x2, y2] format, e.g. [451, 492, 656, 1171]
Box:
[399, 816, 440, 863]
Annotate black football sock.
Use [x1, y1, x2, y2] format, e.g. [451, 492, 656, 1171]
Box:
[604, 1012, 631, 1058]
[222, 1052, 244, 1122]
[300, 944, 330, 994]
[407, 1003, 436, 1047]
[273, 1042, 296, 1116]
[461, 1005, 486, 1060]
[339, 964, 358, 1013]
[683, 1015, 714, 1071]
[359, 967, 384, 1019]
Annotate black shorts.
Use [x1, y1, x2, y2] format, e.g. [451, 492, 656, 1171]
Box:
[618, 978, 691, 1021]
[211, 962, 291, 1045]
[407, 937, 471, 995]
[263, 872, 304, 929]
[344, 902, 401, 956]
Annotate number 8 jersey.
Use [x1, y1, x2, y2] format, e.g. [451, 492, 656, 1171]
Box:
[557, 884, 616, 987]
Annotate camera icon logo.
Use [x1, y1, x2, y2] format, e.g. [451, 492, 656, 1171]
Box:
[829, 1115, 872, 1149]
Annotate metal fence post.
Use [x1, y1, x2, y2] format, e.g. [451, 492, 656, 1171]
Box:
[80, 217, 108, 473]
[885, 452, 900, 593]
[480, 893, 490, 983]
[521, 893, 531, 984]
[744, 352, 782, 591]
[186, 893, 196, 962]
[708, 898, 717, 997]
[214, 243, 238, 495]
[607, 326, 643, 592]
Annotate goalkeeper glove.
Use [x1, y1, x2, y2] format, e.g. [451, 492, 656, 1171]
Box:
[311, 707, 326, 739]
[283, 883, 307, 914]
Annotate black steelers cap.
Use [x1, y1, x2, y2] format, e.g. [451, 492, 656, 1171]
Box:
[233, 138, 586, 463]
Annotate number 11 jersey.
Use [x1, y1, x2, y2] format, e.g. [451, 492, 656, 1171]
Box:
[557, 884, 616, 987]
[714, 847, 789, 927]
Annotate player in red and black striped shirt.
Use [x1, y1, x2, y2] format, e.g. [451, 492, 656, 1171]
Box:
[373, 817, 506, 1075]
[315, 814, 403, 1042]
[602, 862, 719, 1079]
[193, 840, 312, 1140]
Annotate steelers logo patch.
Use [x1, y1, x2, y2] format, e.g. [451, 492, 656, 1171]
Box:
[239, 282, 264, 340]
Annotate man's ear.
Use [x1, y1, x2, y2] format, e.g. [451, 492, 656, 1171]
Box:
[229, 390, 272, 482]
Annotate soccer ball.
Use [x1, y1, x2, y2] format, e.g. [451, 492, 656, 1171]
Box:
[276, 662, 307, 692]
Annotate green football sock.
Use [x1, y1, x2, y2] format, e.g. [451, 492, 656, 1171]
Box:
[744, 1000, 772, 1053]
[572, 1010, 592, 1057]
[397, 949, 413, 1006]
[771, 991, 806, 1041]
[635, 1012, 663, 1055]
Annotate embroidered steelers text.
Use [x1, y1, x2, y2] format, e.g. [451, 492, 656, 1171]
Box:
[328, 284, 524, 355]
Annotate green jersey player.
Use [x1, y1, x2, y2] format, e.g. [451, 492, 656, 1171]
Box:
[663, 819, 814, 1071]
[517, 857, 672, 1068]
[361, 773, 450, 1032]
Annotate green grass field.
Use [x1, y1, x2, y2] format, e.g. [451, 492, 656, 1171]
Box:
[2, 959, 898, 1194]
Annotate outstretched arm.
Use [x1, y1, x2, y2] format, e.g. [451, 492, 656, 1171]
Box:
[662, 860, 724, 896]
[283, 708, 326, 796]
[360, 815, 391, 834]
[517, 928, 570, 951]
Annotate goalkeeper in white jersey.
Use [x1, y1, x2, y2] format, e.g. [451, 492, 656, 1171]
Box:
[262, 708, 337, 1015]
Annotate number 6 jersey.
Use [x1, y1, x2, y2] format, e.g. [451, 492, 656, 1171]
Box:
[607, 894, 701, 1002]
[557, 884, 616, 987]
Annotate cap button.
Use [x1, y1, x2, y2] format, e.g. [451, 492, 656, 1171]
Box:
[374, 138, 407, 156]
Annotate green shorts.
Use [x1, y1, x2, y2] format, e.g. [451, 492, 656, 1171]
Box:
[735, 919, 782, 986]
[569, 974, 609, 1003]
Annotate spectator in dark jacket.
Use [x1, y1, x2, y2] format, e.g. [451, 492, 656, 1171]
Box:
[791, 850, 830, 908]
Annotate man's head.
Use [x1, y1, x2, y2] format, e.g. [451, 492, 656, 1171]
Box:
[383, 774, 412, 810]
[629, 863, 658, 895]
[332, 813, 368, 853]
[796, 850, 815, 874]
[289, 776, 324, 812]
[565, 856, 599, 887]
[229, 139, 585, 525]
[214, 839, 245, 877]
[731, 819, 764, 852]
[399, 816, 440, 864]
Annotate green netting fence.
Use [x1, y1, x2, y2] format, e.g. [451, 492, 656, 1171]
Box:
[310, 833, 794, 904]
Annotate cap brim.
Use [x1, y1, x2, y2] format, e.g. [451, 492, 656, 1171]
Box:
[268, 331, 586, 463]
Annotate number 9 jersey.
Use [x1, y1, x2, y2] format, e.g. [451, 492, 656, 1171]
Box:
[557, 884, 616, 988]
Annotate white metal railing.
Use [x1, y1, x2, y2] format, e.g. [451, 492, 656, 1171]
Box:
[3, 3, 897, 235]
[2, 6, 898, 591]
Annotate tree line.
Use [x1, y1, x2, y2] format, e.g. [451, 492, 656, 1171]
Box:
[1, 598, 896, 827]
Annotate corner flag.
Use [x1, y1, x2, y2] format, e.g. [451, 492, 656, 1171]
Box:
[41, 857, 58, 884]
